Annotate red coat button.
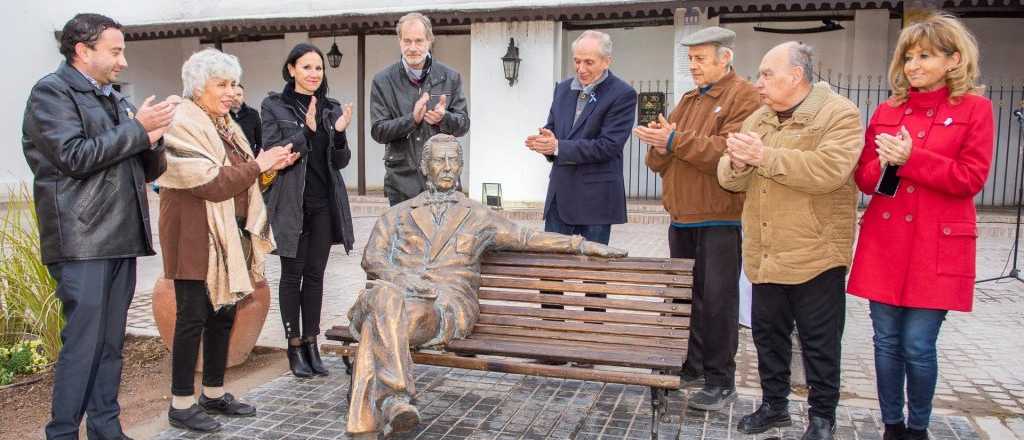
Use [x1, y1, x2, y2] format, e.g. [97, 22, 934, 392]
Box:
[943, 227, 952, 235]
[905, 108, 913, 115]
[905, 214, 914, 222]
[926, 109, 935, 117]
[907, 185, 915, 193]
[917, 131, 926, 139]
[882, 212, 891, 220]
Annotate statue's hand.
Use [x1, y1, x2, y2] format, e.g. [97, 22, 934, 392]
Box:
[581, 241, 628, 258]
[403, 272, 438, 300]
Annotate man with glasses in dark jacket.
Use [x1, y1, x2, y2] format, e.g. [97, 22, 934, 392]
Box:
[22, 13, 177, 440]
[370, 12, 470, 206]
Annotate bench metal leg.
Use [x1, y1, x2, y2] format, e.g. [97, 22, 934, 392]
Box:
[650, 387, 668, 440]
[342, 342, 353, 375]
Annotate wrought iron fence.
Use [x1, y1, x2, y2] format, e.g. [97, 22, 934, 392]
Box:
[624, 74, 1024, 207]
[623, 80, 671, 199]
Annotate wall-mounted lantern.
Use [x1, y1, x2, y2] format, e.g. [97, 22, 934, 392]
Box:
[501, 38, 521, 87]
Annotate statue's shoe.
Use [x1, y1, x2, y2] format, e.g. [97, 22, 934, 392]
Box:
[383, 395, 420, 433]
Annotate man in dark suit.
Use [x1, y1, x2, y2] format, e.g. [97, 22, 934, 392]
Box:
[526, 30, 637, 245]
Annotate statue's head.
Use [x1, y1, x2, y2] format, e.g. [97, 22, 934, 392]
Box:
[420, 134, 463, 193]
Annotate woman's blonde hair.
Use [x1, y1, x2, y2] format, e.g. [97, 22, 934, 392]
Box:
[887, 12, 983, 105]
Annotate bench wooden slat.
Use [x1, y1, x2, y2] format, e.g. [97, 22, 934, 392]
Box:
[322, 343, 681, 389]
[480, 277, 692, 299]
[326, 314, 691, 343]
[476, 315, 689, 339]
[477, 289, 691, 315]
[481, 264, 692, 286]
[466, 333, 684, 357]
[446, 336, 682, 369]
[325, 326, 682, 370]
[482, 253, 693, 272]
[471, 324, 685, 350]
[480, 304, 690, 327]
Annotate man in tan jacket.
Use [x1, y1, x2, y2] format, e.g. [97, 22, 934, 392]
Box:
[635, 26, 759, 412]
[717, 42, 862, 440]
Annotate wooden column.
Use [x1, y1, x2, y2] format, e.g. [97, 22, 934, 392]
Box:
[357, 33, 367, 196]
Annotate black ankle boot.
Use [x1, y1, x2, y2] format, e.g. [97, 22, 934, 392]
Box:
[883, 422, 906, 440]
[737, 401, 792, 434]
[905, 428, 929, 440]
[303, 338, 329, 376]
[287, 344, 313, 377]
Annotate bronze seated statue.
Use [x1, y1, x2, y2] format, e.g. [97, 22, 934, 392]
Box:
[344, 134, 626, 438]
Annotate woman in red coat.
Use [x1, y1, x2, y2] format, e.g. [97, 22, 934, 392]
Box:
[848, 13, 992, 440]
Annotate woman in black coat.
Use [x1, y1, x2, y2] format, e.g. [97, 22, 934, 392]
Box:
[261, 43, 355, 377]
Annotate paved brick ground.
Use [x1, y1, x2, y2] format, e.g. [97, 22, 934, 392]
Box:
[151, 359, 983, 440]
[131, 198, 1024, 438]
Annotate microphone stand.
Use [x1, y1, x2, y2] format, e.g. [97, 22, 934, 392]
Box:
[977, 107, 1024, 284]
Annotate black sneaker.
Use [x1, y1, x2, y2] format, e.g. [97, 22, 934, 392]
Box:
[679, 368, 705, 389]
[198, 392, 256, 417]
[687, 385, 737, 411]
[168, 404, 221, 433]
[737, 401, 792, 434]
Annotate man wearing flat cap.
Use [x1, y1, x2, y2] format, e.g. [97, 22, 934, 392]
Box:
[635, 26, 760, 412]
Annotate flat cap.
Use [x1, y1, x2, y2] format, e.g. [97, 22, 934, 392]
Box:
[679, 26, 736, 48]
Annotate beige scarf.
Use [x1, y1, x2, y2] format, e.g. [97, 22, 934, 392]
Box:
[158, 99, 275, 309]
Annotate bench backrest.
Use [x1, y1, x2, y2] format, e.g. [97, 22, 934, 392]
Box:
[475, 251, 693, 351]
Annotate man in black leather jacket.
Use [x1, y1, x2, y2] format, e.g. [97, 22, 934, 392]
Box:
[370, 12, 469, 206]
[21, 13, 177, 440]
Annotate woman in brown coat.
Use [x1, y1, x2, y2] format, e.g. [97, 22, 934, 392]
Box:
[158, 48, 296, 433]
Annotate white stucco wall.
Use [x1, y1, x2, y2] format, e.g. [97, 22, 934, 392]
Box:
[468, 21, 560, 205]
[4, 3, 64, 196]
[563, 26, 676, 88]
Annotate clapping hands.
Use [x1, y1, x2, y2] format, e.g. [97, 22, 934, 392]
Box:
[525, 128, 559, 156]
[256, 143, 299, 172]
[633, 114, 676, 154]
[875, 126, 912, 167]
[725, 132, 766, 170]
[136, 95, 182, 144]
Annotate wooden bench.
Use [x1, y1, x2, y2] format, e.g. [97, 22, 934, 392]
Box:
[325, 251, 693, 439]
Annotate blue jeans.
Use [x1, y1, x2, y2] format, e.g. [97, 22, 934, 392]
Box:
[543, 207, 611, 245]
[869, 301, 947, 430]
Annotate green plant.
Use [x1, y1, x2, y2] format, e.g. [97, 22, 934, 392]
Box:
[0, 185, 62, 361]
[0, 339, 49, 385]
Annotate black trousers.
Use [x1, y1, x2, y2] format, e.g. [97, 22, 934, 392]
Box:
[279, 200, 333, 339]
[669, 225, 741, 387]
[45, 258, 136, 440]
[171, 280, 236, 396]
[752, 266, 847, 421]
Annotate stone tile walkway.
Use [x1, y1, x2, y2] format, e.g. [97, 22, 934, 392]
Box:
[131, 197, 1024, 438]
[151, 359, 983, 440]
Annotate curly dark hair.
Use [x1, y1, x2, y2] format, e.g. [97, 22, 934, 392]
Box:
[59, 13, 122, 64]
